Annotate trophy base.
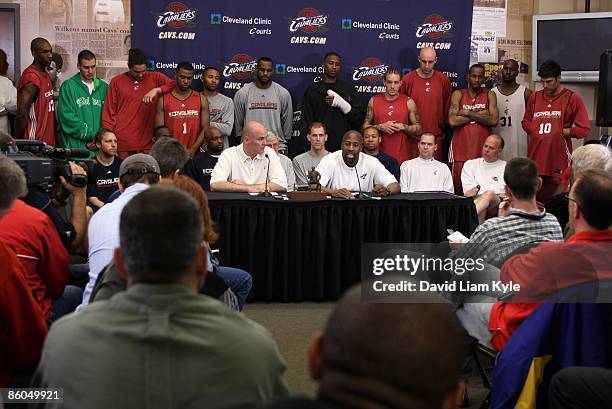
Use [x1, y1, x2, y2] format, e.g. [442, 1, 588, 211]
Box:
[287, 191, 327, 200]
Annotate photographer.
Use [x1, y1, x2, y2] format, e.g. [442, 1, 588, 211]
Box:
[0, 152, 83, 322]
[1, 132, 89, 255]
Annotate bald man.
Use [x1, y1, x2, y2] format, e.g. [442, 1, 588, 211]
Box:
[210, 121, 287, 193]
[16, 38, 56, 145]
[400, 47, 453, 161]
[462, 134, 507, 223]
[226, 284, 466, 409]
[315, 130, 399, 199]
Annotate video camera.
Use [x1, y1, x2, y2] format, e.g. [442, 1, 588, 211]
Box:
[1, 139, 95, 190]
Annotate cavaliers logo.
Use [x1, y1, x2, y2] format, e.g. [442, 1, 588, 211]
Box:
[352, 57, 388, 82]
[288, 8, 328, 33]
[222, 54, 257, 80]
[415, 14, 453, 39]
[156, 2, 197, 28]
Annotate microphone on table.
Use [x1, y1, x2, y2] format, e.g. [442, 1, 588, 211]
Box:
[353, 165, 368, 199]
[259, 153, 273, 197]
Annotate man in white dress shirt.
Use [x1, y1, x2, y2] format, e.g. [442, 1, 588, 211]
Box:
[210, 120, 287, 192]
[315, 130, 399, 199]
[400, 133, 453, 193]
[462, 134, 507, 223]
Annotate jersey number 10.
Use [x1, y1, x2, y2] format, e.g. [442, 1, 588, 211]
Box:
[538, 123, 552, 134]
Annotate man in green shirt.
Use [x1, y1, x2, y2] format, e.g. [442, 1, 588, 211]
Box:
[31, 186, 289, 408]
[57, 49, 108, 158]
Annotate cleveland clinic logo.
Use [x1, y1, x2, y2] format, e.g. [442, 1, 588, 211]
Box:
[352, 58, 388, 82]
[288, 8, 328, 33]
[156, 2, 197, 28]
[415, 14, 453, 39]
[222, 54, 257, 80]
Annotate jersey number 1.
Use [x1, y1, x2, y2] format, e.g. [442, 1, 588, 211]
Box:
[538, 123, 552, 134]
[182, 122, 187, 134]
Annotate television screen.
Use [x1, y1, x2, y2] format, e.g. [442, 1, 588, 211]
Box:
[534, 13, 612, 82]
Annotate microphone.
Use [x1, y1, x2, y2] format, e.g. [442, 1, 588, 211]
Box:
[353, 164, 368, 199]
[258, 153, 273, 197]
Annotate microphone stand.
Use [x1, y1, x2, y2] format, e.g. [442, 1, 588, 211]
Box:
[354, 164, 368, 199]
[259, 153, 273, 197]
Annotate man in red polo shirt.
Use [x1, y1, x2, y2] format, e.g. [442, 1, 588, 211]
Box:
[102, 48, 173, 158]
[15, 37, 56, 146]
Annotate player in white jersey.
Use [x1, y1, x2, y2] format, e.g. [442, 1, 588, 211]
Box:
[492, 59, 531, 161]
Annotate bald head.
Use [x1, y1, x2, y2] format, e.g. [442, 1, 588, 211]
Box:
[30, 37, 52, 68]
[418, 47, 437, 76]
[341, 130, 363, 144]
[317, 285, 464, 408]
[242, 121, 267, 157]
[30, 37, 51, 52]
[501, 58, 519, 84]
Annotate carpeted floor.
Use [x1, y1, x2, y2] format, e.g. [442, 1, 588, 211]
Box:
[245, 302, 490, 408]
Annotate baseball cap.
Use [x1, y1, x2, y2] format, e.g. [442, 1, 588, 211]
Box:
[119, 153, 160, 178]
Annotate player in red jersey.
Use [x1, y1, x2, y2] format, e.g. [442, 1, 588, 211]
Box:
[448, 64, 499, 195]
[522, 60, 591, 202]
[400, 47, 452, 161]
[15, 38, 56, 146]
[155, 62, 209, 157]
[102, 48, 173, 158]
[363, 68, 421, 165]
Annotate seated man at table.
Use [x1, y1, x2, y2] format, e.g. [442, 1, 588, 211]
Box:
[400, 132, 453, 193]
[462, 134, 507, 223]
[210, 121, 287, 193]
[315, 130, 400, 199]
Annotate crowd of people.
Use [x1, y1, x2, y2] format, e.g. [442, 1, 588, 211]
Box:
[0, 36, 611, 408]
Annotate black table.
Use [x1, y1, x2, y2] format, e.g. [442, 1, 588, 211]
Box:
[208, 192, 478, 302]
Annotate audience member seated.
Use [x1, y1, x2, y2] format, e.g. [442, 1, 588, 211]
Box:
[183, 126, 224, 191]
[292, 122, 330, 186]
[0, 156, 47, 387]
[0, 161, 83, 321]
[461, 134, 507, 223]
[150, 135, 189, 179]
[400, 132, 453, 193]
[80, 154, 161, 308]
[362, 125, 400, 181]
[153, 124, 172, 143]
[545, 143, 611, 235]
[31, 186, 289, 407]
[264, 130, 296, 191]
[451, 157, 563, 268]
[315, 130, 400, 198]
[210, 120, 287, 193]
[224, 285, 465, 409]
[161, 176, 253, 309]
[86, 128, 122, 211]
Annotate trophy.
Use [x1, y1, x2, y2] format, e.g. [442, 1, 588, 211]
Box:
[288, 167, 327, 200]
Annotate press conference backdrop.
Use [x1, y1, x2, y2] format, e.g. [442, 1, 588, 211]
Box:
[132, 0, 473, 138]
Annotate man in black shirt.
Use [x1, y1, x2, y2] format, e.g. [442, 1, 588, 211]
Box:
[300, 52, 365, 152]
[87, 128, 122, 210]
[362, 125, 400, 181]
[183, 126, 224, 191]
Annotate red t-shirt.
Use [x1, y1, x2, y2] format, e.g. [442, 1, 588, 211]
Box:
[450, 89, 491, 162]
[164, 91, 202, 149]
[0, 241, 48, 387]
[102, 71, 173, 152]
[489, 230, 612, 351]
[372, 93, 414, 164]
[522, 89, 591, 177]
[400, 70, 452, 138]
[16, 65, 56, 146]
[0, 200, 70, 319]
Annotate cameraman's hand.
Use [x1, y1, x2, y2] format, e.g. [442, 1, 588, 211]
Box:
[60, 161, 87, 195]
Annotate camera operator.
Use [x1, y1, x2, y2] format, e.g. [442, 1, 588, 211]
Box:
[0, 150, 83, 322]
[0, 132, 89, 256]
